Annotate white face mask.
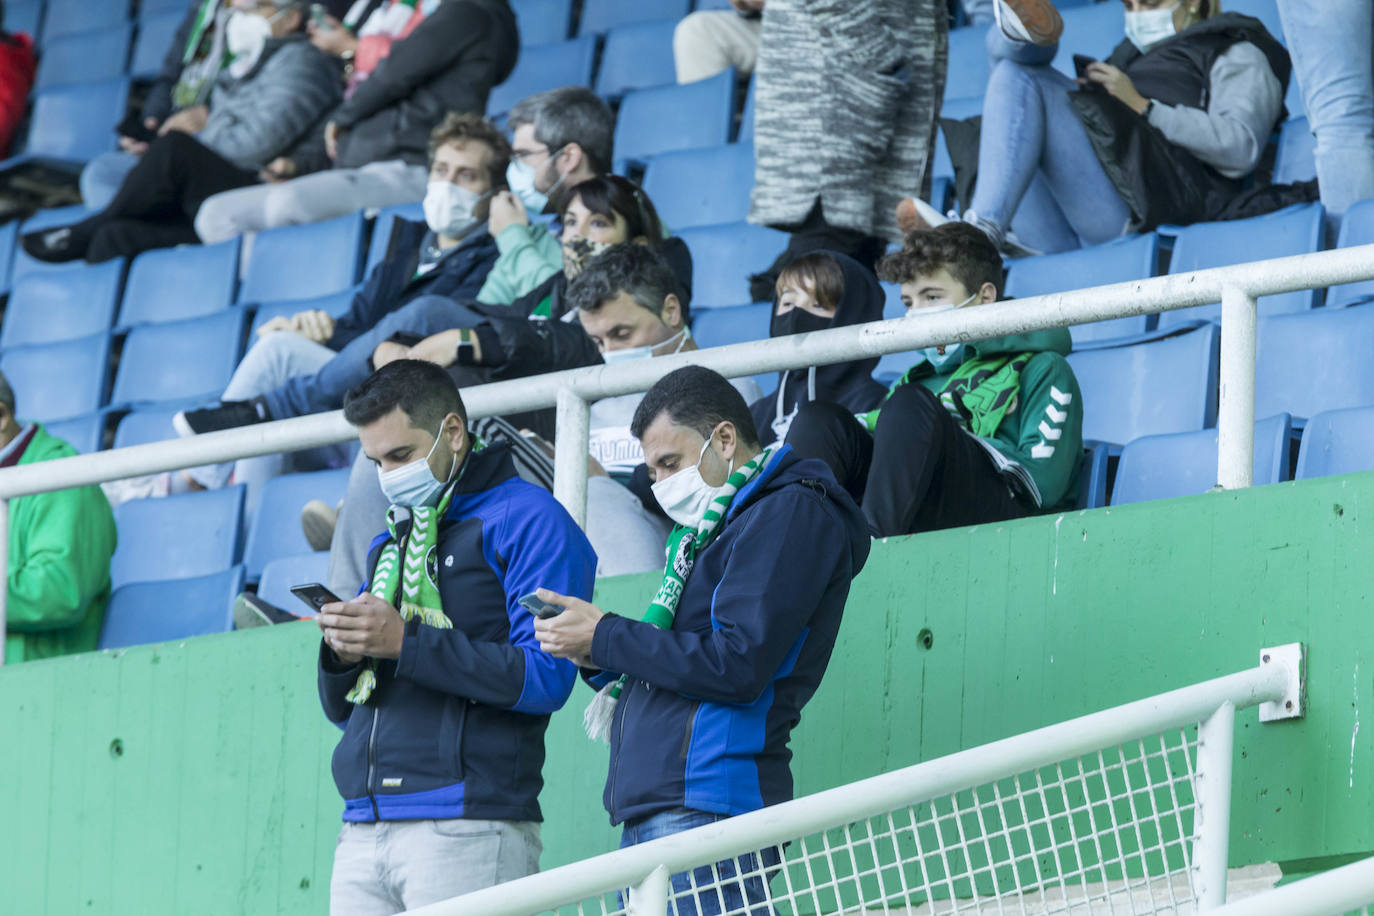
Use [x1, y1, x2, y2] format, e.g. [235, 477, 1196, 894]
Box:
[600, 326, 689, 365]
[917, 290, 978, 370]
[377, 420, 458, 508]
[226, 10, 275, 73]
[1124, 4, 1180, 51]
[650, 428, 728, 531]
[423, 181, 488, 239]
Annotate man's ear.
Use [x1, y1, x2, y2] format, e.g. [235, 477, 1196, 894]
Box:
[560, 142, 584, 176]
[715, 422, 737, 463]
[660, 294, 683, 331]
[978, 280, 1000, 304]
[446, 413, 468, 452]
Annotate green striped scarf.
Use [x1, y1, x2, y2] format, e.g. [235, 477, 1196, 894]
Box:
[937, 353, 1032, 438]
[583, 447, 774, 742]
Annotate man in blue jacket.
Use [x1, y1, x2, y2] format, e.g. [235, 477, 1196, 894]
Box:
[534, 365, 871, 914]
[317, 359, 596, 914]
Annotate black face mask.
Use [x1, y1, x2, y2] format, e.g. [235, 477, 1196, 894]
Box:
[770, 307, 833, 338]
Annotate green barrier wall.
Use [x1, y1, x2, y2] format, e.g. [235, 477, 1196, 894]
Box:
[5, 472, 1372, 914]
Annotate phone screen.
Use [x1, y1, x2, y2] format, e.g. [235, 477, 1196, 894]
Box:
[290, 583, 342, 613]
[518, 593, 563, 619]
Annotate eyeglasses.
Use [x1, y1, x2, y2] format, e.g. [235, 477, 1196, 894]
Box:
[509, 146, 551, 163]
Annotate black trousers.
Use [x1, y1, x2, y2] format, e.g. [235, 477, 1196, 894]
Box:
[77, 131, 257, 262]
[785, 383, 1030, 538]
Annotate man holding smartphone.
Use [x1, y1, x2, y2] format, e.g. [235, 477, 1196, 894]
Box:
[316, 359, 596, 915]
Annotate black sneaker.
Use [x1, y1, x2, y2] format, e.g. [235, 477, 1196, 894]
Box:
[173, 399, 270, 436]
[20, 225, 88, 263]
[233, 593, 305, 629]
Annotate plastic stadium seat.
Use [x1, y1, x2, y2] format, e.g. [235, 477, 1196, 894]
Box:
[1110, 413, 1292, 505]
[691, 301, 774, 394]
[6, 1, 41, 40]
[881, 283, 906, 320]
[676, 221, 788, 308]
[1065, 323, 1218, 446]
[595, 20, 678, 99]
[695, 0, 736, 8]
[257, 552, 331, 613]
[1255, 307, 1374, 421]
[511, 0, 573, 45]
[112, 406, 182, 450]
[45, 412, 105, 454]
[367, 201, 425, 274]
[1158, 203, 1325, 327]
[1077, 441, 1110, 510]
[945, 26, 990, 100]
[0, 333, 111, 422]
[99, 567, 245, 650]
[485, 36, 597, 119]
[0, 259, 125, 348]
[10, 205, 90, 284]
[1273, 117, 1315, 185]
[110, 310, 247, 408]
[250, 286, 360, 337]
[3, 77, 130, 165]
[138, 0, 190, 16]
[1295, 405, 1374, 480]
[241, 469, 350, 581]
[129, 10, 183, 80]
[1004, 234, 1159, 345]
[238, 211, 365, 304]
[576, 0, 690, 36]
[35, 23, 132, 90]
[614, 68, 736, 170]
[0, 220, 16, 296]
[117, 239, 240, 328]
[110, 486, 246, 589]
[1052, 3, 1125, 80]
[641, 143, 754, 230]
[1326, 199, 1374, 308]
[42, 0, 132, 43]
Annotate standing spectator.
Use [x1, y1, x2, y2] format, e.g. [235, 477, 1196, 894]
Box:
[534, 366, 870, 915]
[0, 372, 118, 664]
[318, 360, 596, 914]
[1276, 0, 1374, 235]
[194, 0, 518, 243]
[0, 0, 35, 160]
[673, 0, 763, 84]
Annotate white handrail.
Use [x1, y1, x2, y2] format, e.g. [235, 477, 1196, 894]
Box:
[1206, 856, 1374, 915]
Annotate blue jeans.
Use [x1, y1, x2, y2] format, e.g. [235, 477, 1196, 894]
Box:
[619, 808, 780, 916]
[79, 151, 139, 211]
[1277, 0, 1374, 231]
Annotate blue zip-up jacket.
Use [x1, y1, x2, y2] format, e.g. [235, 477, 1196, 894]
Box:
[318, 443, 597, 823]
[587, 447, 871, 825]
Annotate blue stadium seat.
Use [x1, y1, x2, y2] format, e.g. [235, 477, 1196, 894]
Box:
[1052, 3, 1125, 80]
[257, 552, 331, 613]
[138, 0, 189, 16]
[42, 0, 132, 43]
[576, 0, 690, 36]
[1295, 405, 1374, 480]
[1255, 306, 1374, 421]
[118, 239, 240, 328]
[0, 220, 17, 296]
[250, 286, 360, 337]
[511, 0, 573, 45]
[10, 205, 90, 284]
[241, 469, 350, 581]
[485, 36, 597, 119]
[129, 10, 183, 80]
[1158, 203, 1325, 327]
[695, 0, 735, 8]
[35, 23, 132, 90]
[112, 406, 181, 450]
[2, 77, 130, 166]
[0, 258, 125, 348]
[595, 19, 678, 99]
[110, 310, 247, 409]
[691, 301, 774, 394]
[676, 221, 788, 308]
[1327, 199, 1374, 308]
[1065, 323, 1219, 446]
[1110, 413, 1291, 505]
[237, 211, 365, 304]
[614, 68, 736, 170]
[6, 1, 41, 40]
[1077, 441, 1110, 510]
[641, 143, 754, 230]
[45, 412, 105, 454]
[946, 26, 990, 100]
[0, 333, 111, 422]
[1004, 234, 1159, 346]
[110, 486, 246, 589]
[1273, 117, 1315, 185]
[99, 567, 245, 650]
[366, 202, 425, 274]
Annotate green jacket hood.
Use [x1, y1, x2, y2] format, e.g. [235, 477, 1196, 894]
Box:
[967, 326, 1072, 359]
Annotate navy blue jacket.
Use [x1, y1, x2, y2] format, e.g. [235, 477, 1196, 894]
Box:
[327, 218, 500, 351]
[319, 443, 597, 823]
[588, 446, 871, 825]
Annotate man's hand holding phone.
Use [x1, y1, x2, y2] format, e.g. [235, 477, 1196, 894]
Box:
[316, 592, 405, 663]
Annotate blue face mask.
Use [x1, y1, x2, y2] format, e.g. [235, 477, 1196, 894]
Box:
[377, 420, 458, 508]
[915, 290, 978, 372]
[506, 145, 568, 214]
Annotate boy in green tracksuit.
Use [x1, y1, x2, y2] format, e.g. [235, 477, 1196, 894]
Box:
[784, 222, 1083, 537]
[0, 374, 117, 663]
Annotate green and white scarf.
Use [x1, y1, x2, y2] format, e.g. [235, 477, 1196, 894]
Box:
[583, 447, 775, 742]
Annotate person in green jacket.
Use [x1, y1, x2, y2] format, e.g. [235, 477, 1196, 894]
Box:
[0, 373, 118, 663]
[784, 222, 1083, 537]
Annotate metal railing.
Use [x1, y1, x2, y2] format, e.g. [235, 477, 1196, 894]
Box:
[400, 651, 1303, 915]
[2, 243, 1374, 661]
[1208, 856, 1374, 916]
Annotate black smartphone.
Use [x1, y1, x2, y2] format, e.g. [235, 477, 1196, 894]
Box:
[518, 592, 564, 619]
[116, 112, 157, 143]
[290, 582, 343, 614]
[1073, 54, 1103, 90]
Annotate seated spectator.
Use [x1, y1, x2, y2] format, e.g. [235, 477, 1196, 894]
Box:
[750, 251, 889, 445]
[0, 372, 118, 663]
[172, 112, 511, 502]
[899, 0, 1292, 253]
[673, 0, 763, 84]
[785, 223, 1083, 536]
[20, 1, 341, 263]
[0, 1, 36, 160]
[194, 0, 518, 243]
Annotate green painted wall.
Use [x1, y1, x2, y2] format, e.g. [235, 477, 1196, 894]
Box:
[5, 473, 1372, 913]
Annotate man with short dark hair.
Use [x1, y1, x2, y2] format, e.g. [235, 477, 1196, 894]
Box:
[318, 359, 596, 914]
[533, 365, 870, 914]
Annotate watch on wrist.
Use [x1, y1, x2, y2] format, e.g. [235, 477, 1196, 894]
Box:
[1143, 99, 1155, 119]
[455, 328, 475, 365]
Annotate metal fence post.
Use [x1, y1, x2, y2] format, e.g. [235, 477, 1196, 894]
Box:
[554, 388, 591, 529]
[628, 864, 670, 916]
[1193, 701, 1236, 909]
[0, 497, 7, 668]
[1217, 286, 1257, 490]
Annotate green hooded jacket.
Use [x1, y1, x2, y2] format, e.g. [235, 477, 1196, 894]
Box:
[861, 327, 1084, 511]
[3, 425, 118, 664]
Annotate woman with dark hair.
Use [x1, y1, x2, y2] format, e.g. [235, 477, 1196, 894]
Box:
[0, 0, 36, 159]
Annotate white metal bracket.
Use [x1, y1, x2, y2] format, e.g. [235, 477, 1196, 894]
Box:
[1258, 643, 1306, 722]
